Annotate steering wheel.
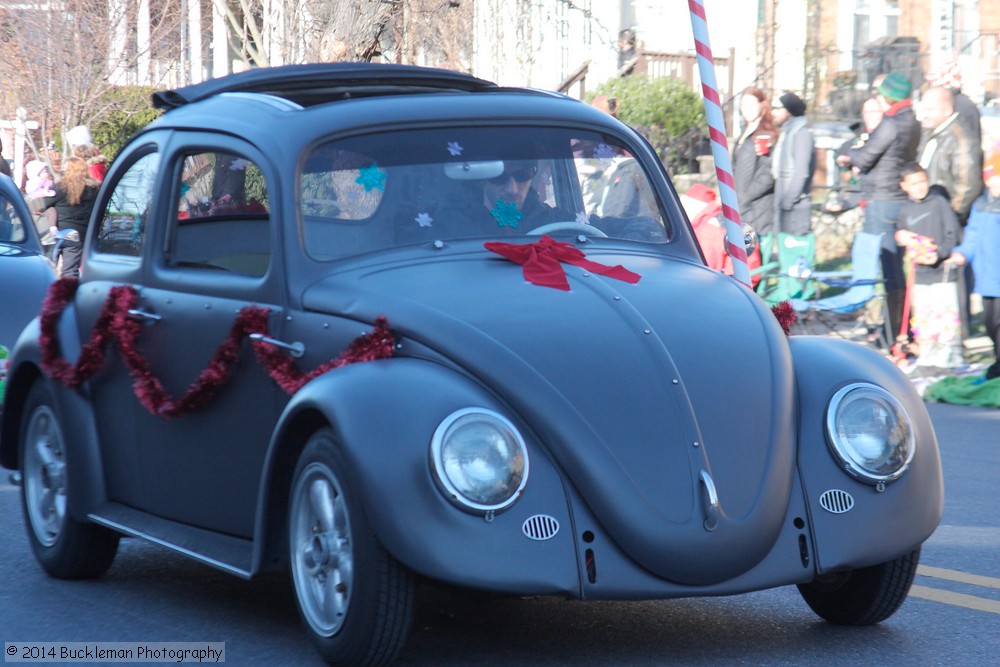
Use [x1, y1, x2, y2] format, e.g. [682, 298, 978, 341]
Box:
[527, 221, 608, 238]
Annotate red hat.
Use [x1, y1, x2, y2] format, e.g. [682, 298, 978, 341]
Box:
[685, 183, 717, 202]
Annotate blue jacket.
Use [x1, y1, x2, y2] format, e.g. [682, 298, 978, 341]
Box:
[954, 193, 1000, 297]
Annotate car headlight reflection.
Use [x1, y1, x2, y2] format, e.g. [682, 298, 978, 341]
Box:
[825, 383, 915, 484]
[430, 408, 528, 514]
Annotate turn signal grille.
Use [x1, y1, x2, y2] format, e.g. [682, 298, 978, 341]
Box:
[819, 489, 855, 514]
[522, 515, 559, 541]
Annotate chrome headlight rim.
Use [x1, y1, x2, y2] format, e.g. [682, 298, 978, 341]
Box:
[429, 407, 529, 514]
[825, 382, 915, 484]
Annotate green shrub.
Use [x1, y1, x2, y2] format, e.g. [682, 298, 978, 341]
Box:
[88, 86, 163, 161]
[588, 76, 708, 174]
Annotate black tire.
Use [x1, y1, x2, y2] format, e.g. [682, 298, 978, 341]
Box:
[288, 428, 414, 666]
[19, 381, 119, 579]
[797, 546, 921, 625]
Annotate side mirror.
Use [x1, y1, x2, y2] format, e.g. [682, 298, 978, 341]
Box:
[743, 222, 758, 255]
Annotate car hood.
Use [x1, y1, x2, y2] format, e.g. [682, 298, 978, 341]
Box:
[301, 244, 796, 585]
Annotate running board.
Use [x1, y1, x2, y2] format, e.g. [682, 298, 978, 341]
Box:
[89, 502, 254, 579]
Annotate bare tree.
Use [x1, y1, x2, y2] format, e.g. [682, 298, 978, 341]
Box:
[0, 0, 180, 153]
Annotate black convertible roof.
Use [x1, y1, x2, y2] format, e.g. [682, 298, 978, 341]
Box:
[152, 63, 499, 111]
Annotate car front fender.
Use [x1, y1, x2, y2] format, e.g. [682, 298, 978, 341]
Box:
[1, 316, 109, 522]
[790, 336, 943, 573]
[255, 357, 581, 595]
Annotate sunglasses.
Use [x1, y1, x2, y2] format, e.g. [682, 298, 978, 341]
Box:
[488, 168, 536, 185]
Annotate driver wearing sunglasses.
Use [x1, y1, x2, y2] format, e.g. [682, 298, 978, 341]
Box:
[479, 160, 568, 233]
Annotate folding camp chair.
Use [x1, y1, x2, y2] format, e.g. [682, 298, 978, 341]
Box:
[752, 232, 818, 305]
[788, 231, 892, 348]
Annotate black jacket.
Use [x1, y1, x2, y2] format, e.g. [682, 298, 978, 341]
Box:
[898, 190, 961, 285]
[732, 133, 775, 235]
[41, 183, 99, 236]
[919, 115, 984, 223]
[847, 100, 920, 201]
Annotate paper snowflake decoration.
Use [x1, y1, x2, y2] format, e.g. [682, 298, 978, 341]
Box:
[447, 141, 463, 156]
[575, 211, 591, 225]
[356, 164, 387, 192]
[594, 143, 615, 167]
[228, 158, 250, 171]
[415, 212, 433, 228]
[490, 200, 523, 229]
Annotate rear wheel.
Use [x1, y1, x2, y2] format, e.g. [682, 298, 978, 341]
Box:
[19, 381, 119, 579]
[797, 547, 920, 625]
[289, 428, 414, 666]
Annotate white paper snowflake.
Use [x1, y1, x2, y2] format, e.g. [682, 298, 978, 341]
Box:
[447, 141, 463, 156]
[575, 211, 591, 225]
[594, 143, 616, 168]
[415, 212, 433, 228]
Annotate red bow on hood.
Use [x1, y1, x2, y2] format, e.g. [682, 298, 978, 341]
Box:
[484, 235, 641, 291]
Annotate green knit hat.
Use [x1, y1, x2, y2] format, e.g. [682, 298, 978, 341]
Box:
[877, 72, 912, 102]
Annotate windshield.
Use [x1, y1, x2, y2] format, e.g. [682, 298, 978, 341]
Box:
[299, 126, 669, 261]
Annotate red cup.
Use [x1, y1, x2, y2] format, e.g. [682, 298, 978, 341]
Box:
[754, 134, 771, 156]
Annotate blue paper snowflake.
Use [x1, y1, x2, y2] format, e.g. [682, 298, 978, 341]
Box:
[356, 164, 387, 192]
[490, 200, 523, 229]
[447, 141, 463, 156]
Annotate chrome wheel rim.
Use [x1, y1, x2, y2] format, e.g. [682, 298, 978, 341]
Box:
[23, 405, 67, 547]
[290, 461, 353, 636]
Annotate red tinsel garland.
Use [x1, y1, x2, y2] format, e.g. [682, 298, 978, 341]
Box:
[770, 301, 797, 336]
[39, 278, 394, 418]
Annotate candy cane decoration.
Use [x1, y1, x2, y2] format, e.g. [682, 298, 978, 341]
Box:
[688, 0, 750, 286]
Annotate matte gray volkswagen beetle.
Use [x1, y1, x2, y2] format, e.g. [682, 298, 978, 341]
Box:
[0, 64, 942, 666]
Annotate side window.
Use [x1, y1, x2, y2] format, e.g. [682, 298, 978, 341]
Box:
[168, 151, 271, 277]
[95, 152, 159, 257]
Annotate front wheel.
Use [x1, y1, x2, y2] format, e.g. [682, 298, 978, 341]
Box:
[19, 381, 119, 579]
[289, 428, 414, 666]
[797, 547, 920, 625]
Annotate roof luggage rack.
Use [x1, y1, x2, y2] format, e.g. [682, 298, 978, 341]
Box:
[152, 63, 498, 111]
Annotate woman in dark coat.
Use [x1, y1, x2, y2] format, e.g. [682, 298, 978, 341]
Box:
[40, 156, 100, 277]
[732, 87, 778, 245]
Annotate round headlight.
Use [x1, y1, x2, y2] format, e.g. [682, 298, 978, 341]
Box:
[825, 383, 915, 484]
[430, 408, 529, 513]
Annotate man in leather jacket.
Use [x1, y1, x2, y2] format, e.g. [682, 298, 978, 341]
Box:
[836, 71, 920, 340]
[919, 86, 983, 226]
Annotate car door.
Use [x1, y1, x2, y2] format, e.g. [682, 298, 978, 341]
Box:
[124, 135, 285, 538]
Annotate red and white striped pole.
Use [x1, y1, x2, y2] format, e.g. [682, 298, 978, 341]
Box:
[688, 0, 751, 286]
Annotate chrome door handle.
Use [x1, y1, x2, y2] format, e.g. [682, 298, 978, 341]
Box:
[127, 309, 162, 322]
[249, 333, 305, 358]
[699, 470, 719, 532]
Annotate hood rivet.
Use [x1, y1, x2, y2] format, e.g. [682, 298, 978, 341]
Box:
[693, 441, 700, 448]
[643, 329, 651, 334]
[613, 295, 621, 301]
[323, 323, 330, 329]
[672, 378, 679, 384]
[582, 272, 590, 277]
[433, 240, 445, 249]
